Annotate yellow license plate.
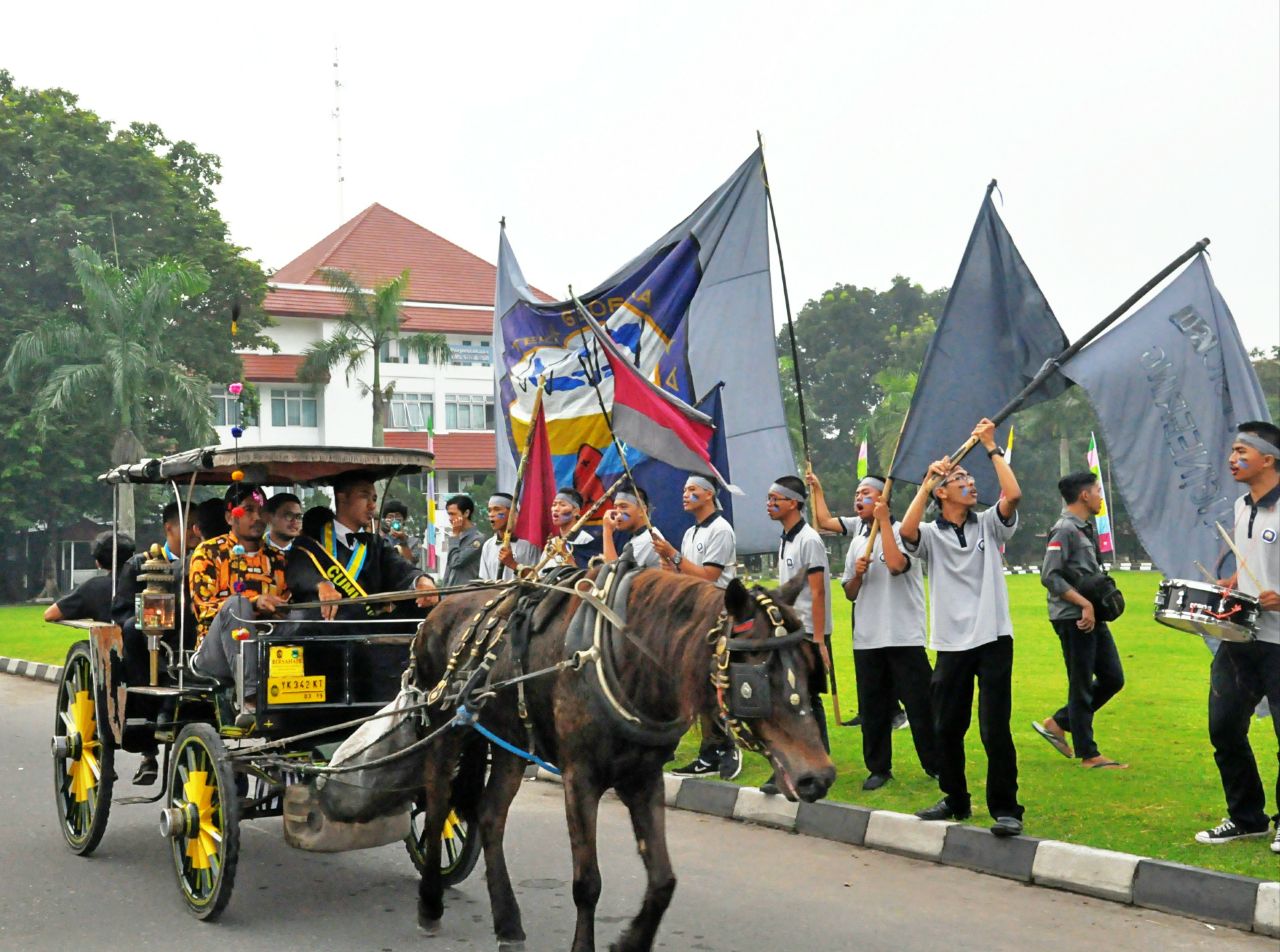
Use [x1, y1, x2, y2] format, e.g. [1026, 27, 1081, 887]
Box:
[267, 675, 326, 704]
[268, 645, 305, 677]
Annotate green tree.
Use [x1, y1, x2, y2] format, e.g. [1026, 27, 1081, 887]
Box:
[0, 70, 270, 596]
[298, 268, 450, 446]
[1251, 346, 1280, 422]
[5, 246, 216, 538]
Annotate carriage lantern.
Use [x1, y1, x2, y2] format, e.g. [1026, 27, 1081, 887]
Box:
[138, 543, 175, 686]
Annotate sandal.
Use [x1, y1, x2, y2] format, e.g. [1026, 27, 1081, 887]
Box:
[1031, 721, 1073, 758]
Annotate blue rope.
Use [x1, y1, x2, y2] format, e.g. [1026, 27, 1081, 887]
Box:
[451, 704, 561, 776]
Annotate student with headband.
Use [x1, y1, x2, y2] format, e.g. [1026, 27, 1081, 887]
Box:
[759, 474, 833, 796]
[601, 483, 665, 567]
[900, 418, 1025, 837]
[663, 473, 742, 779]
[1196, 420, 1280, 851]
[545, 487, 600, 569]
[808, 469, 938, 791]
[479, 493, 539, 581]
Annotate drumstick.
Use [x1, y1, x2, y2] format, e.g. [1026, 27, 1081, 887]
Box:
[1192, 560, 1217, 584]
[1215, 522, 1264, 592]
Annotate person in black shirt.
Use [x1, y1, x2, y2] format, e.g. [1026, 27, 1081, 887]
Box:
[44, 531, 135, 623]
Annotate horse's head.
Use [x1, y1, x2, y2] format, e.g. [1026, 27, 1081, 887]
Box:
[714, 578, 835, 803]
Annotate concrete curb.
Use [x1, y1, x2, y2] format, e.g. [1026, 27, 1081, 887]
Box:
[1, 656, 62, 684]
[528, 770, 1277, 936]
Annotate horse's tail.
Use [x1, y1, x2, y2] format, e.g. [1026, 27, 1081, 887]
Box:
[450, 730, 487, 824]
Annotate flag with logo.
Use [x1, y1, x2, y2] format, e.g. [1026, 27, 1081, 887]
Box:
[492, 150, 792, 553]
[1086, 432, 1114, 555]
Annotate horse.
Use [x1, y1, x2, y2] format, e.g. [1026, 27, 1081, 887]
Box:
[324, 567, 835, 951]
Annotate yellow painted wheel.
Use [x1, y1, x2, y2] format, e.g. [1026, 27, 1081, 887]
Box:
[167, 723, 240, 920]
[406, 797, 482, 886]
[52, 641, 113, 855]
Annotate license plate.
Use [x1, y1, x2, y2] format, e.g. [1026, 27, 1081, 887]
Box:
[267, 675, 326, 704]
[268, 645, 305, 677]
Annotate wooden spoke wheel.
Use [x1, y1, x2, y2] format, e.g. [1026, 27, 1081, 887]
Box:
[163, 723, 240, 920]
[52, 641, 114, 855]
[406, 796, 482, 886]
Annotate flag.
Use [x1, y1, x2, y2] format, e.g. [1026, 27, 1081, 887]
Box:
[1086, 432, 1114, 555]
[890, 189, 1071, 503]
[424, 414, 438, 569]
[511, 395, 557, 549]
[856, 431, 868, 481]
[1063, 254, 1270, 579]
[493, 150, 793, 553]
[643, 382, 735, 542]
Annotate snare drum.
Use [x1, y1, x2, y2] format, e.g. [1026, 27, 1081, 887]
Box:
[1153, 578, 1260, 643]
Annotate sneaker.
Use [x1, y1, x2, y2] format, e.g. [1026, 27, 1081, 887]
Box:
[915, 798, 971, 822]
[862, 772, 892, 791]
[717, 746, 743, 781]
[759, 774, 779, 796]
[841, 712, 863, 727]
[1194, 818, 1269, 845]
[991, 816, 1024, 838]
[892, 711, 909, 731]
[132, 755, 159, 786]
[671, 755, 719, 778]
[1272, 825, 1280, 854]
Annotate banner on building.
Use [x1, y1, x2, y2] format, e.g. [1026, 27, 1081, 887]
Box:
[492, 150, 793, 553]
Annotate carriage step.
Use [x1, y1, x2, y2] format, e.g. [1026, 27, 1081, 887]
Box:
[115, 791, 166, 805]
[127, 686, 183, 696]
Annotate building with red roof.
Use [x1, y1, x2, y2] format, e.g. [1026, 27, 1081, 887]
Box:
[217, 203, 503, 504]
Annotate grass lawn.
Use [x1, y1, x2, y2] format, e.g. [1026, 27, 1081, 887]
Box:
[4, 573, 1278, 879]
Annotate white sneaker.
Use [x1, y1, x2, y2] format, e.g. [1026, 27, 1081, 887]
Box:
[1272, 824, 1280, 854]
[1194, 818, 1268, 845]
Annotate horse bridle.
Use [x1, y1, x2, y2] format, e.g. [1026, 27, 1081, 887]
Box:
[707, 588, 810, 754]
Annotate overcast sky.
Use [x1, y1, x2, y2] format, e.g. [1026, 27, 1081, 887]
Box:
[4, 1, 1277, 351]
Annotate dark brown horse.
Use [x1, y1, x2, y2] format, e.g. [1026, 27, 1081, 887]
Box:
[334, 569, 835, 951]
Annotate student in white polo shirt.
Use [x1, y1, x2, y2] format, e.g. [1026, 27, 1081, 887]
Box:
[901, 418, 1025, 837]
[809, 470, 938, 791]
[1195, 420, 1280, 852]
[657, 474, 742, 779]
[478, 493, 539, 581]
[601, 484, 664, 568]
[759, 474, 832, 799]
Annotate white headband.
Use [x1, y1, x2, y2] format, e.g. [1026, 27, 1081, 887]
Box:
[857, 476, 886, 493]
[488, 495, 513, 509]
[615, 492, 640, 507]
[685, 474, 723, 510]
[769, 481, 806, 503]
[554, 491, 579, 508]
[1236, 432, 1280, 458]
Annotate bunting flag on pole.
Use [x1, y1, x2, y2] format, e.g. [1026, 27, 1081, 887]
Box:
[1063, 254, 1270, 579]
[890, 188, 1071, 503]
[425, 414, 437, 570]
[856, 431, 869, 480]
[511, 395, 557, 549]
[1086, 432, 1114, 555]
[493, 150, 792, 553]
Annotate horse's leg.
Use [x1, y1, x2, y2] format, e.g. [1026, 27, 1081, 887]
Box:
[563, 766, 604, 952]
[417, 735, 459, 932]
[480, 748, 529, 948]
[609, 773, 676, 952]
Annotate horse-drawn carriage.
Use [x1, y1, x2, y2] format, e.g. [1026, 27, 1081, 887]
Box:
[50, 445, 479, 920]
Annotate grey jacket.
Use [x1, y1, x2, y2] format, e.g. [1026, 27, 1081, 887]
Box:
[1040, 510, 1102, 621]
[442, 526, 485, 588]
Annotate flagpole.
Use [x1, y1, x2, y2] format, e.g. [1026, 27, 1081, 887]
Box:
[920, 236, 1210, 489]
[861, 409, 912, 559]
[757, 131, 811, 467]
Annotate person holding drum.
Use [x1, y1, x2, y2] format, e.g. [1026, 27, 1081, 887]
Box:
[1196, 420, 1280, 852]
[1033, 471, 1127, 769]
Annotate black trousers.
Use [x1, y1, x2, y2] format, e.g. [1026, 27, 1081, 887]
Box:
[931, 636, 1022, 820]
[854, 645, 937, 776]
[1050, 618, 1125, 761]
[1208, 640, 1280, 830]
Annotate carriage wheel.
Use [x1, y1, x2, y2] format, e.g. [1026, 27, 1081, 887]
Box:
[405, 797, 482, 886]
[162, 723, 241, 920]
[52, 640, 114, 855]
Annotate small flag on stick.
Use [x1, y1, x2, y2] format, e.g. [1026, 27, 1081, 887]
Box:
[856, 430, 868, 481]
[1086, 431, 1114, 554]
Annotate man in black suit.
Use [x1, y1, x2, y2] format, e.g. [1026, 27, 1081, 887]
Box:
[287, 471, 438, 618]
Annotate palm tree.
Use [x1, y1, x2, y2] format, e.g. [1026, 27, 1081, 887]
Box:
[5, 246, 215, 539]
[298, 268, 451, 446]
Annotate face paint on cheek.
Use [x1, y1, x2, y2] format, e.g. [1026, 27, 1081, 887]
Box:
[960, 486, 971, 498]
[1238, 459, 1249, 469]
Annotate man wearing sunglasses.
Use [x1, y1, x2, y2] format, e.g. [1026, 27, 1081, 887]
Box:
[900, 418, 1025, 837]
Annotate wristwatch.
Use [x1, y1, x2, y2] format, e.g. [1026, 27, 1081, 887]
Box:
[986, 445, 1005, 458]
[672, 553, 684, 569]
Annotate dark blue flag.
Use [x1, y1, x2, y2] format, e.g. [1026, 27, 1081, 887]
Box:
[891, 191, 1071, 503]
[1062, 254, 1270, 579]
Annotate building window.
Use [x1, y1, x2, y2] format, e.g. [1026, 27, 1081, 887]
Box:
[449, 337, 491, 367]
[271, 388, 318, 427]
[388, 392, 434, 431]
[210, 386, 241, 427]
[379, 339, 405, 364]
[445, 394, 494, 430]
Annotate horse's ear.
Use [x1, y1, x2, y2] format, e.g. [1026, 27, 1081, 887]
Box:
[724, 578, 751, 620]
[775, 573, 806, 607]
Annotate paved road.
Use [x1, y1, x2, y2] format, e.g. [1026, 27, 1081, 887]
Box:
[0, 675, 1270, 952]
